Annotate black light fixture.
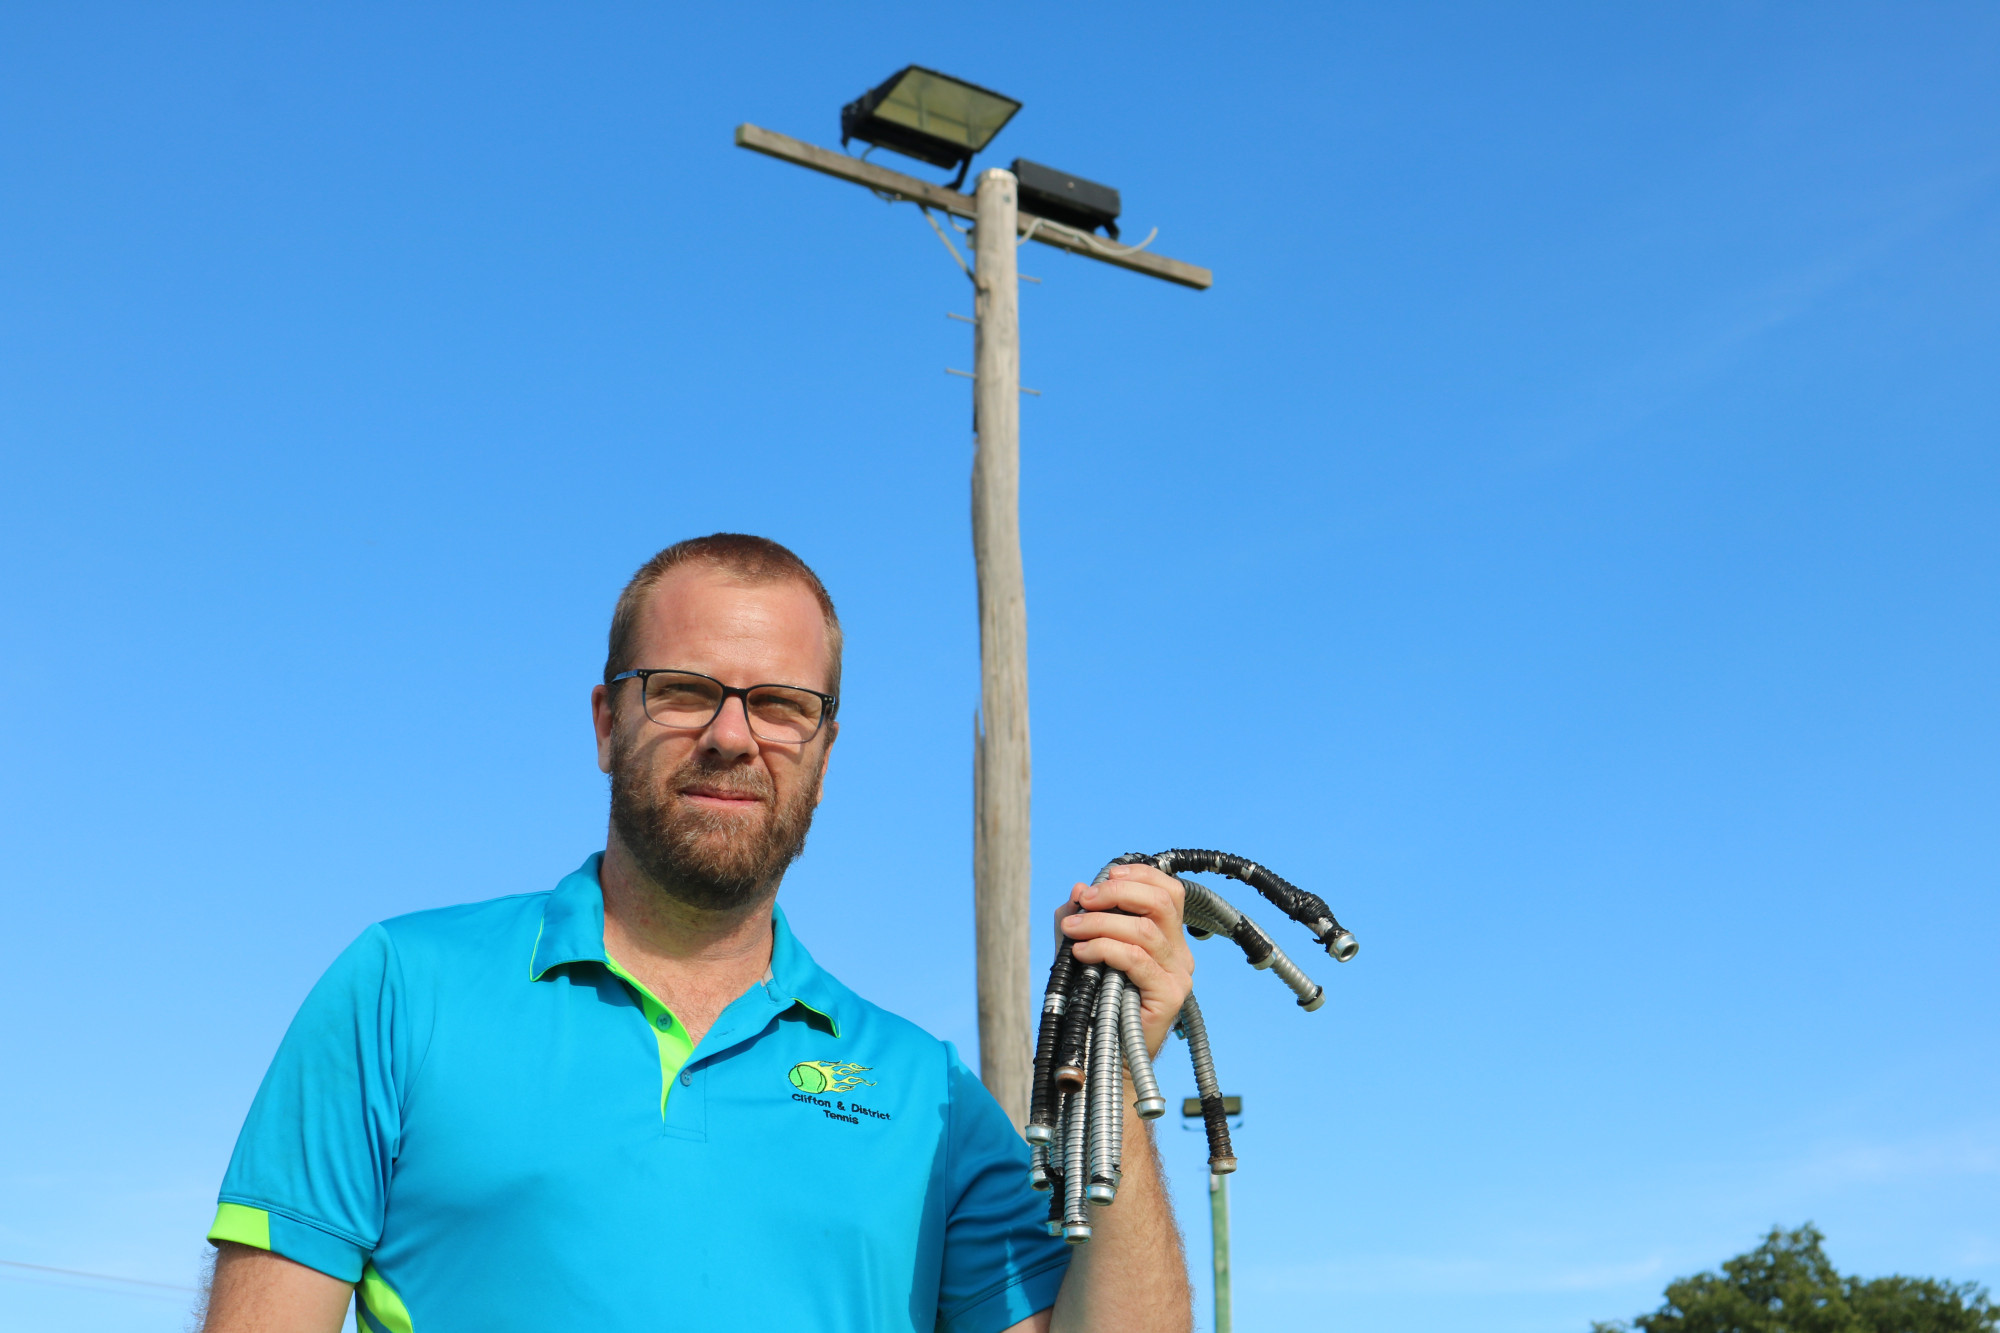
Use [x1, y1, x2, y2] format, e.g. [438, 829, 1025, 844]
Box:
[1010, 159, 1122, 239]
[841, 65, 1022, 189]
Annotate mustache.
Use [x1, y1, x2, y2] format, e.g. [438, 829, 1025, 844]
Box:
[675, 764, 772, 800]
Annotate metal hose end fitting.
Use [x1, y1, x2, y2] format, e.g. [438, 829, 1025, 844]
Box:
[1118, 982, 1164, 1121]
[1086, 1182, 1116, 1206]
[1046, 1219, 1064, 1237]
[1028, 1163, 1050, 1190]
[1064, 1222, 1093, 1244]
[1209, 1156, 1239, 1175]
[1187, 925, 1213, 939]
[1024, 1123, 1052, 1144]
[1134, 1095, 1168, 1119]
[1053, 1063, 1086, 1091]
[1326, 930, 1358, 961]
[1300, 986, 1325, 1012]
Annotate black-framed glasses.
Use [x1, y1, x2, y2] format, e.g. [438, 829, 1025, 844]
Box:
[609, 669, 837, 745]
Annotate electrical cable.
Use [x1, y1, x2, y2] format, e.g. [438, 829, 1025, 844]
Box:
[0, 1257, 195, 1294]
[1021, 216, 1161, 257]
[919, 206, 974, 279]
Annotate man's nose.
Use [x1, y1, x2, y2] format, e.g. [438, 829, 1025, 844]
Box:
[701, 694, 759, 759]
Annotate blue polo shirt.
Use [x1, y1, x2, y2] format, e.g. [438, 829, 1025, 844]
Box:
[209, 855, 1069, 1333]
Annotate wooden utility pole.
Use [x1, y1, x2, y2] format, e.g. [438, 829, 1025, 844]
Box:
[734, 122, 1209, 1128]
[970, 168, 1031, 1126]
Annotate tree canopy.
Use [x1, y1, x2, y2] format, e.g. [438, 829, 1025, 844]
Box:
[1593, 1225, 1997, 1333]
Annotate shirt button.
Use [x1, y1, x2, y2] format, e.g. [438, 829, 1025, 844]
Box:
[679, 1070, 693, 1086]
[653, 1014, 673, 1032]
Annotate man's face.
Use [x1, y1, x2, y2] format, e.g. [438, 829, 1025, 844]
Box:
[591, 567, 838, 910]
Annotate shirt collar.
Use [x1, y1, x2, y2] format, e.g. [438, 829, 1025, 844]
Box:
[528, 854, 611, 979]
[529, 852, 844, 1038]
[767, 899, 843, 1037]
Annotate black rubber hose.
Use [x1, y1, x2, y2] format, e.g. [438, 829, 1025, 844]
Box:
[1226, 916, 1275, 967]
[1053, 962, 1101, 1090]
[1155, 848, 1356, 959]
[1200, 1094, 1234, 1169]
[1026, 941, 1075, 1139]
[1176, 993, 1237, 1173]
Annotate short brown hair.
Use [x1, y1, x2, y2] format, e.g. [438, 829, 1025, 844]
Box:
[603, 534, 843, 697]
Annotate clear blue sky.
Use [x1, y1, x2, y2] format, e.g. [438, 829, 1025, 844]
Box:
[3, 5, 1996, 1331]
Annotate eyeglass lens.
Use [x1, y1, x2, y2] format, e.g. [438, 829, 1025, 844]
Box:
[641, 672, 824, 743]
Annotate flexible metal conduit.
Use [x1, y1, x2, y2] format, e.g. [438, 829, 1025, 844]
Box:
[1024, 849, 1358, 1242]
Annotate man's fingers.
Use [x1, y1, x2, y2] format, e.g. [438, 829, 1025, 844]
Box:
[1062, 912, 1194, 989]
[1063, 869, 1195, 1055]
[1068, 936, 1178, 998]
[1060, 866, 1194, 976]
[1076, 866, 1183, 925]
[1068, 934, 1191, 1055]
[1061, 907, 1169, 954]
[1048, 863, 1199, 1052]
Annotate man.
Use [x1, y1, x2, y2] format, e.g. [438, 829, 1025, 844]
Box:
[202, 534, 1196, 1332]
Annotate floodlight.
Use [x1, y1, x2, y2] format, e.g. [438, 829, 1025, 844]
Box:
[841, 65, 1022, 187]
[1011, 159, 1123, 240]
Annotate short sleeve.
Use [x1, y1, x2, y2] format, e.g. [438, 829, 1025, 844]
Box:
[207, 924, 414, 1283]
[934, 1043, 1071, 1333]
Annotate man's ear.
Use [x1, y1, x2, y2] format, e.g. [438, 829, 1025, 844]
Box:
[812, 720, 838, 806]
[592, 683, 616, 774]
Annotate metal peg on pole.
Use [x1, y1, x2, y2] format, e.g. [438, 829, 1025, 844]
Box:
[970, 167, 1032, 1128]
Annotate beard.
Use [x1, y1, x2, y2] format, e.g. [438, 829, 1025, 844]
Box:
[607, 727, 821, 912]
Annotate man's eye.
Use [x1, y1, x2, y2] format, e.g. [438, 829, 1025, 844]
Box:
[653, 683, 717, 709]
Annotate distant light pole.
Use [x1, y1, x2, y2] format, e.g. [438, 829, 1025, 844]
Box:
[737, 67, 1211, 1127]
[1185, 1094, 1243, 1333]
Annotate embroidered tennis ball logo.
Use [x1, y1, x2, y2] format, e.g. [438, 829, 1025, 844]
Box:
[788, 1060, 875, 1094]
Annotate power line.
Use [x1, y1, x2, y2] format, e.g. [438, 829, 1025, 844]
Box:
[0, 1257, 197, 1293]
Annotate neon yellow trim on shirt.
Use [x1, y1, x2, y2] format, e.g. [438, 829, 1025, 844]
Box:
[359, 1262, 415, 1333]
[207, 1203, 271, 1250]
[789, 997, 841, 1038]
[602, 955, 695, 1116]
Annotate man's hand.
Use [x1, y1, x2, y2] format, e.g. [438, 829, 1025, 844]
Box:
[1056, 863, 1197, 1056]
